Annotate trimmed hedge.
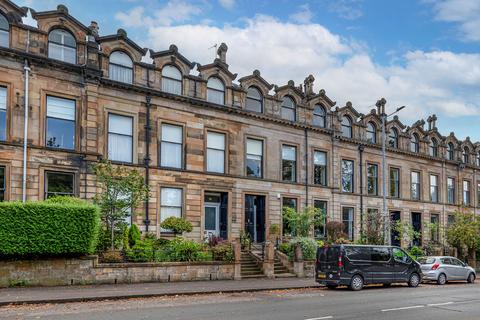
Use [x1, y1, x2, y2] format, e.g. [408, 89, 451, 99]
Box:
[0, 201, 100, 257]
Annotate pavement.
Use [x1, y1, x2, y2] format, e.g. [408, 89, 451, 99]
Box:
[0, 282, 479, 320]
[0, 278, 316, 306]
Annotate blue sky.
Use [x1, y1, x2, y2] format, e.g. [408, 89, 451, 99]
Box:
[20, 0, 480, 141]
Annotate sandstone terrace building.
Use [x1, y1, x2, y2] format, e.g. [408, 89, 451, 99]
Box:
[0, 0, 479, 246]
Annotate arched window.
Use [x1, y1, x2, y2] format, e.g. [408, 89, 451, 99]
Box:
[463, 147, 470, 164]
[388, 128, 398, 148]
[162, 65, 182, 95]
[207, 77, 225, 105]
[477, 153, 480, 166]
[410, 133, 419, 153]
[429, 138, 438, 157]
[281, 96, 296, 121]
[245, 86, 263, 113]
[313, 104, 326, 127]
[341, 116, 352, 138]
[0, 13, 9, 47]
[109, 51, 133, 84]
[48, 29, 76, 64]
[447, 142, 455, 160]
[366, 122, 376, 143]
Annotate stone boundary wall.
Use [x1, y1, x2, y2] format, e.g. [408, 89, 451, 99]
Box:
[0, 256, 235, 288]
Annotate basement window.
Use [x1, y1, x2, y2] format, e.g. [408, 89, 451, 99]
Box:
[45, 171, 75, 199]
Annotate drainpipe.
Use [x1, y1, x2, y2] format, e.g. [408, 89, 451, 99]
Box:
[304, 127, 308, 207]
[144, 70, 151, 232]
[22, 59, 30, 203]
[358, 145, 365, 238]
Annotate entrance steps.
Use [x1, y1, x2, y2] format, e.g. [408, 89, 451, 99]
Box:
[274, 256, 296, 278]
[240, 252, 265, 278]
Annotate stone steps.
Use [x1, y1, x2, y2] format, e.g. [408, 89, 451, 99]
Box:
[240, 251, 264, 278]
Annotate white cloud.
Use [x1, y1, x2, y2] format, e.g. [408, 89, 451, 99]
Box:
[328, 0, 363, 20]
[115, 1, 202, 28]
[219, 0, 235, 10]
[140, 14, 479, 137]
[289, 4, 313, 24]
[428, 0, 480, 42]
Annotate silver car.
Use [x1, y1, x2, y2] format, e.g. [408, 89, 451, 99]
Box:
[419, 256, 476, 285]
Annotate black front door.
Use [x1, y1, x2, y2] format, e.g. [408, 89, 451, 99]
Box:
[245, 195, 265, 243]
[411, 212, 422, 247]
[390, 211, 401, 246]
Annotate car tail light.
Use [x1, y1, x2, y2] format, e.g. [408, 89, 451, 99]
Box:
[338, 255, 343, 268]
[431, 263, 440, 270]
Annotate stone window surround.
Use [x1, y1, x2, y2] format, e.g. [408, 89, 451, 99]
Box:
[39, 166, 78, 200]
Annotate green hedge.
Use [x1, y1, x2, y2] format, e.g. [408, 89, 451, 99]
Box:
[0, 201, 100, 257]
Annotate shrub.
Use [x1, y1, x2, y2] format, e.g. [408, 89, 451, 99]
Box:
[0, 201, 100, 257]
[44, 196, 89, 206]
[164, 237, 203, 262]
[126, 240, 154, 262]
[408, 245, 423, 259]
[102, 250, 124, 263]
[122, 227, 130, 251]
[96, 223, 127, 253]
[240, 231, 252, 250]
[316, 239, 325, 247]
[289, 237, 317, 260]
[160, 217, 193, 235]
[211, 242, 234, 262]
[326, 221, 348, 243]
[279, 242, 292, 256]
[128, 224, 141, 247]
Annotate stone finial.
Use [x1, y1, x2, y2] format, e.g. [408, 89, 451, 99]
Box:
[253, 69, 260, 76]
[169, 44, 178, 53]
[57, 4, 68, 14]
[346, 101, 352, 108]
[303, 74, 315, 96]
[427, 114, 437, 130]
[117, 28, 127, 37]
[217, 42, 228, 63]
[375, 98, 386, 115]
[89, 21, 99, 37]
[319, 89, 326, 96]
[287, 80, 295, 86]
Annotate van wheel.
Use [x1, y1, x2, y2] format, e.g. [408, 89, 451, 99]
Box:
[408, 273, 420, 287]
[467, 273, 475, 283]
[383, 283, 391, 287]
[350, 275, 364, 291]
[437, 273, 447, 285]
[326, 285, 337, 289]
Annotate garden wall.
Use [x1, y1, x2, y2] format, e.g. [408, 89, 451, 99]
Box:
[0, 256, 235, 288]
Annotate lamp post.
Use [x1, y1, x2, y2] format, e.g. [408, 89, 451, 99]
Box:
[377, 98, 405, 245]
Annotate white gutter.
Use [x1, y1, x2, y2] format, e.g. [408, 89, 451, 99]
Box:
[22, 59, 30, 203]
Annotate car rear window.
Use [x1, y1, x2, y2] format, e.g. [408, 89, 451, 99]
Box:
[418, 257, 436, 264]
[318, 246, 339, 262]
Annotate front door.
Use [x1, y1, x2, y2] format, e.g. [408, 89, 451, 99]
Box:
[204, 203, 220, 237]
[245, 195, 265, 243]
[390, 211, 401, 246]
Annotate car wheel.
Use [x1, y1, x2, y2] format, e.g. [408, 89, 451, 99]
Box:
[467, 273, 475, 284]
[408, 273, 420, 287]
[437, 273, 447, 285]
[326, 284, 337, 289]
[383, 283, 392, 287]
[350, 275, 364, 291]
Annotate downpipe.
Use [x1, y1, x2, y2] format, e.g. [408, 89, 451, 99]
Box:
[22, 59, 30, 203]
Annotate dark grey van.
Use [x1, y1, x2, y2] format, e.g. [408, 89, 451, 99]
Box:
[316, 244, 422, 291]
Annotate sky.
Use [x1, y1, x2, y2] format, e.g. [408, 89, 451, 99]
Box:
[18, 0, 480, 141]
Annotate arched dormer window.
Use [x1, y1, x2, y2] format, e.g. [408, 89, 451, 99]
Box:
[207, 77, 225, 105]
[410, 133, 419, 153]
[477, 152, 480, 166]
[429, 138, 438, 157]
[281, 96, 296, 121]
[447, 142, 455, 160]
[0, 13, 9, 47]
[341, 115, 352, 138]
[463, 147, 470, 164]
[366, 122, 376, 143]
[162, 65, 182, 95]
[48, 29, 76, 64]
[388, 128, 398, 148]
[245, 86, 263, 113]
[109, 51, 133, 84]
[313, 105, 326, 127]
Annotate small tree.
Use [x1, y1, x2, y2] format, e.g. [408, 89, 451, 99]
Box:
[93, 160, 149, 251]
[160, 216, 193, 235]
[446, 209, 480, 266]
[363, 210, 384, 245]
[282, 206, 324, 237]
[391, 220, 421, 247]
[326, 221, 348, 243]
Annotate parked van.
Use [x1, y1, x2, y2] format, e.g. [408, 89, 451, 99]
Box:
[316, 244, 422, 291]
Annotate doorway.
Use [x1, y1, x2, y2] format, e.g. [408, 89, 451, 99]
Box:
[204, 193, 228, 239]
[390, 211, 401, 246]
[245, 195, 266, 243]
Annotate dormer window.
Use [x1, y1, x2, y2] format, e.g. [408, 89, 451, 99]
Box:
[341, 116, 352, 138]
[48, 29, 76, 64]
[207, 77, 225, 105]
[388, 128, 398, 148]
[313, 105, 326, 127]
[0, 13, 9, 47]
[429, 138, 438, 157]
[366, 122, 376, 143]
[281, 96, 296, 121]
[410, 133, 419, 153]
[447, 142, 455, 160]
[246, 87, 263, 113]
[162, 65, 182, 95]
[109, 51, 133, 84]
[463, 147, 470, 164]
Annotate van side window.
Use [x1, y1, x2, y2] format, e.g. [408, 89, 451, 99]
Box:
[372, 247, 391, 261]
[345, 246, 370, 261]
[392, 248, 411, 263]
